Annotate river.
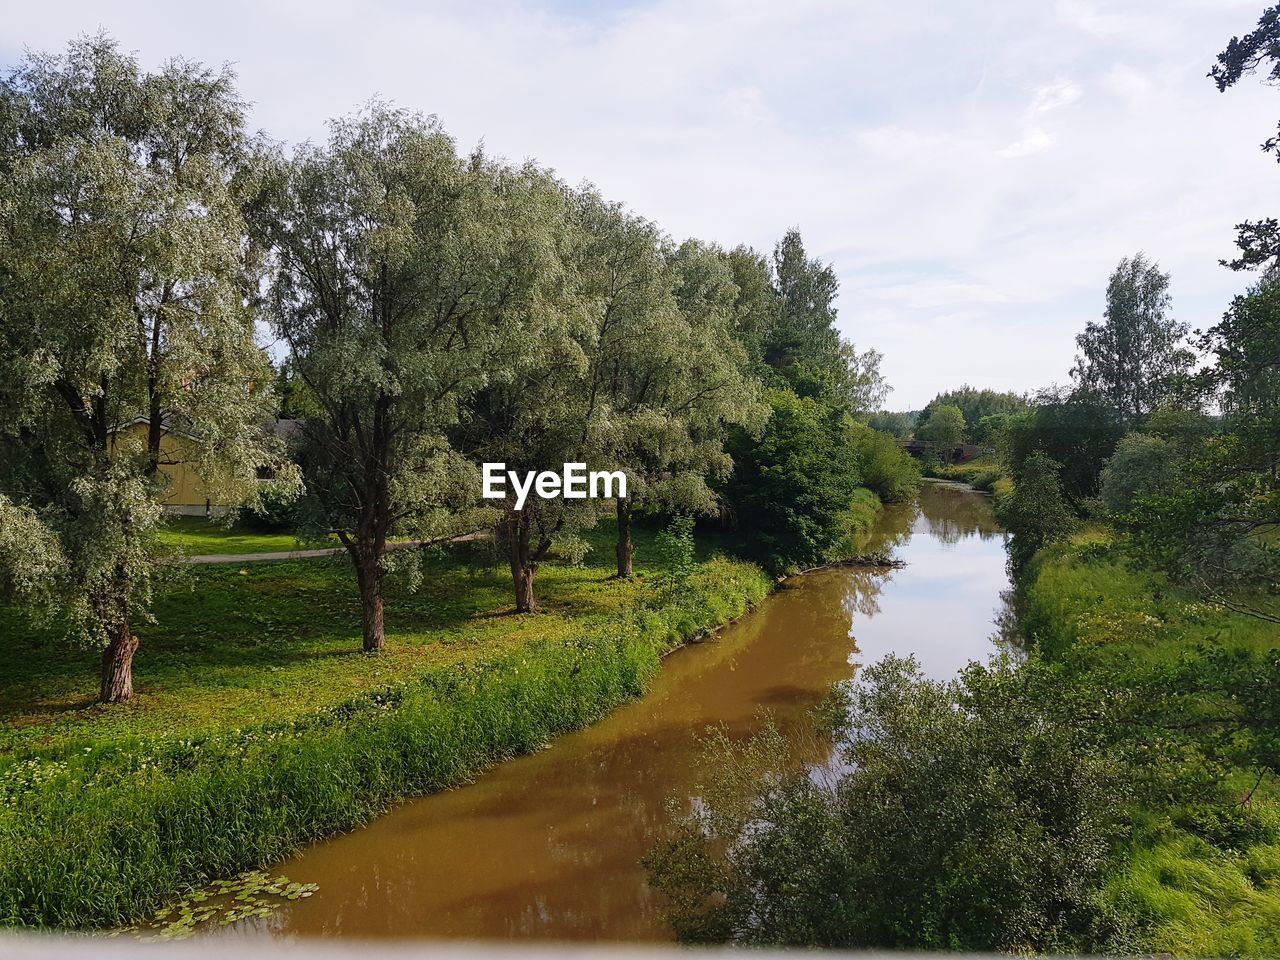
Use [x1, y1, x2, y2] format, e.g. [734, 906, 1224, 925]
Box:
[225, 480, 1010, 942]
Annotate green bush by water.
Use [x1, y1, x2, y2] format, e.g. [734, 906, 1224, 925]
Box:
[647, 525, 1280, 956]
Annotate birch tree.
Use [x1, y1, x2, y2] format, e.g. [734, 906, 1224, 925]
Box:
[1071, 254, 1193, 425]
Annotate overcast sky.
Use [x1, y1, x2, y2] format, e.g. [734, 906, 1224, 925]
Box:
[4, 1, 1278, 408]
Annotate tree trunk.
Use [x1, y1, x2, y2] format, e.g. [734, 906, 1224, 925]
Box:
[513, 563, 536, 613]
[353, 549, 385, 652]
[504, 511, 539, 613]
[100, 624, 138, 704]
[348, 542, 386, 655]
[615, 496, 633, 578]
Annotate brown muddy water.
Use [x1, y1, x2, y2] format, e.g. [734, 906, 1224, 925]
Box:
[222, 480, 1011, 942]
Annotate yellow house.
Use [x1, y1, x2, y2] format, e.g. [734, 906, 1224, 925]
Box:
[108, 416, 223, 516]
[109, 416, 300, 516]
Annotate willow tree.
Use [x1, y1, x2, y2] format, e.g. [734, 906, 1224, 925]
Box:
[578, 211, 763, 577]
[572, 192, 673, 578]
[262, 108, 557, 646]
[454, 174, 603, 612]
[0, 38, 284, 702]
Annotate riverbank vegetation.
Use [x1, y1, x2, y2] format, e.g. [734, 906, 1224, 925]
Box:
[647, 6, 1280, 954]
[0, 521, 772, 927]
[0, 34, 920, 930]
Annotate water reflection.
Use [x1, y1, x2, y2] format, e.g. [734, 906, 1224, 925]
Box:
[917, 480, 1005, 546]
[844, 482, 1013, 680]
[215, 481, 1010, 942]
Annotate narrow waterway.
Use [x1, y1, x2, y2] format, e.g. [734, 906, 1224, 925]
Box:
[232, 480, 1010, 942]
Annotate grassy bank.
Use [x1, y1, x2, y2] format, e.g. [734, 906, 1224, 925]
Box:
[0, 519, 771, 928]
[922, 457, 1011, 497]
[1021, 530, 1280, 956]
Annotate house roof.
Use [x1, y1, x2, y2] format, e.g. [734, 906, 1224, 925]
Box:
[108, 415, 202, 443]
[109, 417, 302, 444]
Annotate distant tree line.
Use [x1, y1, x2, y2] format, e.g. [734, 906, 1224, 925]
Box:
[871, 385, 1029, 450]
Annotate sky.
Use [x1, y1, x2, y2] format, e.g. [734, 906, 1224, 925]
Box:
[4, 0, 1278, 409]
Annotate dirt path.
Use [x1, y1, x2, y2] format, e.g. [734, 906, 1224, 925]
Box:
[186, 532, 487, 565]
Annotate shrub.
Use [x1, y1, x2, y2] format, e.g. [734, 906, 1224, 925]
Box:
[996, 452, 1078, 570]
[646, 655, 1133, 952]
[653, 516, 696, 590]
[826, 488, 882, 562]
[1007, 391, 1125, 507]
[1099, 433, 1181, 516]
[848, 423, 921, 502]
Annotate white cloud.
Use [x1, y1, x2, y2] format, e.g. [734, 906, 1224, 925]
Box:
[2, 0, 1276, 407]
[1028, 80, 1082, 117]
[999, 129, 1054, 158]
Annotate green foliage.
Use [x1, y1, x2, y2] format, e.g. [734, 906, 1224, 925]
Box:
[1210, 7, 1280, 270]
[647, 655, 1133, 952]
[1017, 533, 1280, 954]
[1144, 406, 1217, 453]
[1071, 253, 1193, 425]
[1006, 390, 1125, 506]
[916, 403, 965, 450]
[918, 386, 1027, 439]
[765, 229, 839, 374]
[826, 487, 883, 562]
[723, 390, 862, 573]
[847, 423, 921, 503]
[141, 871, 317, 939]
[261, 105, 540, 636]
[237, 480, 308, 534]
[1212, 5, 1280, 93]
[1100, 433, 1182, 516]
[735, 229, 888, 415]
[971, 412, 1015, 447]
[573, 203, 764, 552]
[996, 452, 1077, 569]
[1166, 276, 1280, 591]
[924, 457, 1006, 494]
[1122, 437, 1279, 595]
[0, 37, 291, 695]
[1102, 280, 1278, 597]
[653, 516, 697, 590]
[865, 410, 915, 439]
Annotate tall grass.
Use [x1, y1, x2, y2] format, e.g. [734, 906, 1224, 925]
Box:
[1019, 532, 1280, 955]
[924, 457, 1006, 494]
[0, 559, 770, 928]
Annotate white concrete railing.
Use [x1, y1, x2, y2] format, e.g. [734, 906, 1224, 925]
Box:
[0, 938, 1018, 960]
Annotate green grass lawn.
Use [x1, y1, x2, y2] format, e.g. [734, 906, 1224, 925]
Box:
[151, 516, 314, 556]
[0, 518, 749, 756]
